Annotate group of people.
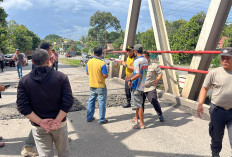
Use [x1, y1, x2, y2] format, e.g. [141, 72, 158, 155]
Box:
[0, 41, 232, 157]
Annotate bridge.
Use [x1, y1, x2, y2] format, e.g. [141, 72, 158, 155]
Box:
[0, 0, 232, 156]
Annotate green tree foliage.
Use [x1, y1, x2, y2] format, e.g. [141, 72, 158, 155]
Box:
[86, 11, 121, 49]
[221, 24, 232, 47]
[0, 7, 8, 53]
[6, 20, 41, 53]
[44, 34, 63, 43]
[138, 28, 156, 51]
[112, 30, 124, 51]
[170, 12, 206, 64]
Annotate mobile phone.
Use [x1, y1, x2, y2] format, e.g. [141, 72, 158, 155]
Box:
[4, 84, 10, 88]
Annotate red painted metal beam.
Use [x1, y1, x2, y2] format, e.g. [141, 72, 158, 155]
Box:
[113, 50, 220, 54]
[159, 65, 209, 74]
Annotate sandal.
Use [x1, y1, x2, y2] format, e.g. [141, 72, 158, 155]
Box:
[133, 123, 146, 129]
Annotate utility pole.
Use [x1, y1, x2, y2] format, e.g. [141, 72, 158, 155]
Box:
[105, 25, 107, 57]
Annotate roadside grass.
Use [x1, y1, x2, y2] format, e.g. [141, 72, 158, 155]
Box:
[59, 58, 80, 67]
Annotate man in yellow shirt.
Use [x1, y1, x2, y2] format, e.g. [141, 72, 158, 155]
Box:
[86, 47, 108, 124]
[121, 46, 135, 108]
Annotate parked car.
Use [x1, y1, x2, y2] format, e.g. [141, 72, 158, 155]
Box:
[65, 52, 73, 58]
[80, 54, 93, 66]
[4, 53, 28, 67]
[4, 54, 15, 67]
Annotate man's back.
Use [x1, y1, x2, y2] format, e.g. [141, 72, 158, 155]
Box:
[87, 57, 106, 88]
[17, 67, 73, 125]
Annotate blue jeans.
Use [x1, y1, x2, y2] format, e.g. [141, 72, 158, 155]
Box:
[87, 87, 107, 123]
[16, 65, 23, 78]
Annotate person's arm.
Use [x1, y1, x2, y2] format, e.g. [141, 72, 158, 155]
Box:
[122, 61, 133, 70]
[60, 76, 74, 115]
[26, 112, 53, 132]
[154, 74, 162, 86]
[128, 73, 141, 88]
[51, 110, 67, 130]
[86, 65, 89, 75]
[17, 81, 53, 132]
[101, 64, 108, 78]
[12, 53, 16, 60]
[197, 86, 210, 118]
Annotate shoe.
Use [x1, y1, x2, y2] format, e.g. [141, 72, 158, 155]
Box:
[212, 152, 220, 157]
[159, 115, 164, 122]
[21, 146, 38, 157]
[0, 142, 5, 147]
[99, 119, 108, 124]
[123, 103, 131, 108]
[87, 117, 95, 122]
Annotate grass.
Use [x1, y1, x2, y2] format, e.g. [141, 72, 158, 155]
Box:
[59, 58, 80, 67]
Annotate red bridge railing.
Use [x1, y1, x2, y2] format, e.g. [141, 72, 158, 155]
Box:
[112, 50, 220, 74]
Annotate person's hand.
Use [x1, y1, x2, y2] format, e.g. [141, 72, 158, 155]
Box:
[48, 119, 61, 130]
[128, 81, 132, 88]
[154, 80, 158, 86]
[39, 119, 54, 133]
[0, 85, 6, 92]
[197, 104, 204, 119]
[122, 61, 126, 66]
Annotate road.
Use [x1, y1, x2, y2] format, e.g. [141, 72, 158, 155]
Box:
[0, 60, 230, 157]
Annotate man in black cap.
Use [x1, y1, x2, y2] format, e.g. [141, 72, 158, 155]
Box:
[121, 46, 135, 108]
[198, 47, 232, 157]
[13, 49, 24, 79]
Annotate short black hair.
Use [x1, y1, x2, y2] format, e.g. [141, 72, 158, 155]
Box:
[93, 47, 102, 56]
[39, 42, 52, 50]
[142, 51, 150, 57]
[32, 49, 49, 66]
[52, 49, 55, 52]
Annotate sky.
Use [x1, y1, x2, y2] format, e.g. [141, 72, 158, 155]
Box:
[1, 0, 231, 41]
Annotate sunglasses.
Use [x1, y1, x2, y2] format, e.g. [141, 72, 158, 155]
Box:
[221, 56, 232, 61]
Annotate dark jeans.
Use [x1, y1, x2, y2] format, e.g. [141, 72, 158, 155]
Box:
[125, 80, 131, 103]
[209, 103, 232, 154]
[142, 89, 162, 116]
[53, 61, 58, 71]
[0, 60, 4, 71]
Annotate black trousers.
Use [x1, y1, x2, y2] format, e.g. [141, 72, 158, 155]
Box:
[0, 61, 4, 71]
[142, 89, 162, 116]
[209, 103, 232, 154]
[125, 80, 131, 103]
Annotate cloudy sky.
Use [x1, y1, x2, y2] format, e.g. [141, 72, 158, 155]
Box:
[1, 0, 231, 40]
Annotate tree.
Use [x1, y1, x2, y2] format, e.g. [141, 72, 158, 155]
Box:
[170, 12, 206, 64]
[112, 30, 124, 51]
[0, 7, 8, 53]
[44, 34, 63, 43]
[88, 11, 121, 48]
[6, 20, 41, 53]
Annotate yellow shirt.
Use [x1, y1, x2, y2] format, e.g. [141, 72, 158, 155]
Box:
[125, 56, 134, 76]
[87, 58, 106, 88]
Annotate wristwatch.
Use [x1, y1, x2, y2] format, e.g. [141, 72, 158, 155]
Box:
[125, 64, 128, 67]
[129, 79, 132, 82]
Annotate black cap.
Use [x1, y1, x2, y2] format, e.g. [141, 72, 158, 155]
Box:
[126, 46, 134, 51]
[220, 47, 232, 57]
